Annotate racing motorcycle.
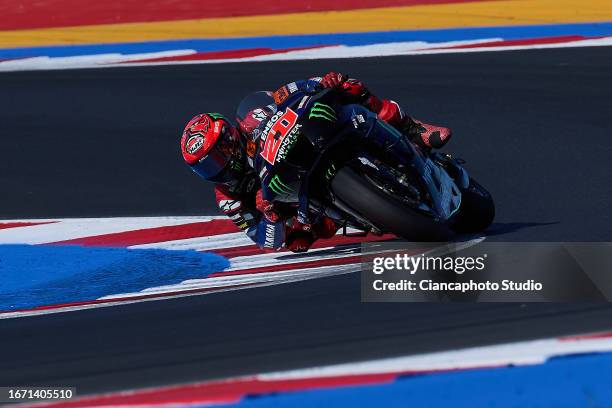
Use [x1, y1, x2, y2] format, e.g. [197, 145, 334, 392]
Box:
[239, 85, 494, 241]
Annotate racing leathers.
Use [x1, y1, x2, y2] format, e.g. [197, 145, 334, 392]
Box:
[216, 72, 452, 252]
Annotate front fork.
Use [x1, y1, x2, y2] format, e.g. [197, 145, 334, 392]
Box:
[338, 104, 463, 222]
[431, 152, 470, 190]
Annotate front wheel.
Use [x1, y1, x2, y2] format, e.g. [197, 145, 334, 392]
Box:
[330, 167, 452, 241]
[451, 178, 495, 233]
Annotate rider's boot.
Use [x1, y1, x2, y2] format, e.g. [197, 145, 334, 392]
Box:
[401, 116, 452, 152]
[372, 97, 452, 152]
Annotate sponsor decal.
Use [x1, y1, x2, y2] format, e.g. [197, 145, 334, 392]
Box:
[230, 159, 243, 172]
[264, 223, 276, 248]
[275, 124, 301, 162]
[297, 209, 309, 224]
[351, 114, 366, 128]
[268, 174, 293, 195]
[229, 213, 248, 230]
[298, 95, 311, 109]
[309, 102, 336, 122]
[260, 108, 299, 165]
[186, 135, 205, 155]
[261, 110, 282, 142]
[246, 139, 257, 157]
[273, 86, 290, 105]
[287, 82, 298, 93]
[251, 108, 268, 122]
[219, 199, 241, 213]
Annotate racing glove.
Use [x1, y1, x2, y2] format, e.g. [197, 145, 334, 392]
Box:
[255, 189, 280, 223]
[320, 71, 403, 123]
[320, 71, 348, 88]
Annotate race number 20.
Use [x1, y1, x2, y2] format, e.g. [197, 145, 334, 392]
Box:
[261, 108, 299, 165]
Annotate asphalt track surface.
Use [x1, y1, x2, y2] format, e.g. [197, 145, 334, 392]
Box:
[2, 47, 612, 394]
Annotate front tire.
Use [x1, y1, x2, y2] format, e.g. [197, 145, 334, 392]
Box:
[451, 178, 495, 233]
[331, 167, 452, 241]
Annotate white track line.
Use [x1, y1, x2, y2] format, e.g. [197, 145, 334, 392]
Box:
[258, 333, 612, 380]
[0, 216, 221, 244]
[2, 37, 610, 72]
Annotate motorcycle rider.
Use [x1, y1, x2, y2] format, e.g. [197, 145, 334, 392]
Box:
[180, 72, 451, 252]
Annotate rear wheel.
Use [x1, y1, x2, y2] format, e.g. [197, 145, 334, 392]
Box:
[451, 178, 495, 233]
[330, 167, 452, 241]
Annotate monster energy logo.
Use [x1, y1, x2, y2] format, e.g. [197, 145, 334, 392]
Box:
[309, 102, 336, 122]
[269, 175, 293, 195]
[276, 125, 301, 162]
[231, 160, 243, 172]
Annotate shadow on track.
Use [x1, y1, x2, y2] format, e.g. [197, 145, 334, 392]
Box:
[486, 221, 560, 237]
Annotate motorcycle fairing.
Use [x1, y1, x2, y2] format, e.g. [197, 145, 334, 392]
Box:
[252, 86, 463, 228]
[348, 108, 462, 222]
[420, 157, 462, 221]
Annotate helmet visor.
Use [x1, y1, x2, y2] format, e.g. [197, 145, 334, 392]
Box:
[190, 125, 238, 182]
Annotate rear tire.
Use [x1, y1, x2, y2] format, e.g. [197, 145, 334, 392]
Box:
[451, 178, 495, 233]
[331, 167, 452, 241]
